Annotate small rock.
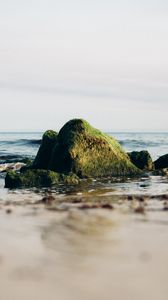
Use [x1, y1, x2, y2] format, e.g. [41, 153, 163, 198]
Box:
[101, 203, 114, 210]
[6, 208, 12, 214]
[79, 202, 114, 210]
[80, 203, 99, 209]
[127, 195, 134, 201]
[128, 150, 153, 171]
[163, 201, 168, 211]
[138, 196, 145, 202]
[154, 154, 168, 170]
[41, 195, 55, 204]
[134, 206, 145, 214]
[159, 194, 168, 200]
[71, 198, 83, 204]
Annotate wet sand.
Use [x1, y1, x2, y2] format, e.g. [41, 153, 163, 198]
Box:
[0, 175, 168, 300]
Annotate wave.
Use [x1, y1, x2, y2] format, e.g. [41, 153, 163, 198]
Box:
[0, 153, 34, 164]
[119, 139, 166, 148]
[0, 139, 41, 147]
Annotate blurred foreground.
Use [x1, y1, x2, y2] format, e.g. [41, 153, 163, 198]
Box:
[0, 175, 168, 300]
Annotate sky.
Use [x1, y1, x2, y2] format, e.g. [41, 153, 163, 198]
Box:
[0, 0, 168, 132]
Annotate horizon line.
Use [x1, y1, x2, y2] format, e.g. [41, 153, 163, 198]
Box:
[0, 131, 167, 134]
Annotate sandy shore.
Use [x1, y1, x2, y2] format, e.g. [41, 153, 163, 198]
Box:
[0, 173, 168, 300]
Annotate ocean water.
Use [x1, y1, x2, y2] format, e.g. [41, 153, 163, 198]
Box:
[0, 132, 42, 163]
[0, 132, 167, 163]
[112, 132, 168, 161]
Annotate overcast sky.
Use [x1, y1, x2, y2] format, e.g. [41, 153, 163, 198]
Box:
[0, 0, 168, 132]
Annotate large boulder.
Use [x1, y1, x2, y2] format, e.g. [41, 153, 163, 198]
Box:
[49, 119, 139, 177]
[128, 150, 153, 171]
[33, 130, 58, 169]
[5, 119, 140, 188]
[154, 154, 168, 169]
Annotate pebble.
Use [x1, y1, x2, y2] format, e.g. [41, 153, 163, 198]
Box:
[134, 206, 145, 214]
[40, 195, 55, 205]
[79, 203, 113, 210]
[6, 208, 13, 214]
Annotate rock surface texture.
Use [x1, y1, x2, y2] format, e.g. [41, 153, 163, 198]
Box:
[49, 119, 139, 177]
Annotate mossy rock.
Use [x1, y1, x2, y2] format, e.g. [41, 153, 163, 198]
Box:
[128, 150, 153, 171]
[33, 130, 58, 169]
[5, 171, 23, 188]
[49, 119, 139, 177]
[154, 154, 168, 170]
[5, 169, 79, 188]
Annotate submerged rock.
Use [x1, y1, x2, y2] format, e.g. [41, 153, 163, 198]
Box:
[128, 150, 153, 171]
[154, 154, 168, 170]
[5, 169, 79, 188]
[33, 130, 58, 169]
[49, 119, 139, 177]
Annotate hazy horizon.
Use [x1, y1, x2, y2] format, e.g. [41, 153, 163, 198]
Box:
[0, 0, 168, 131]
[0, 129, 168, 134]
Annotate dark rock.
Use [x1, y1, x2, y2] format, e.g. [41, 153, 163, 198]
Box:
[40, 195, 55, 204]
[154, 154, 168, 170]
[150, 194, 168, 200]
[33, 130, 58, 169]
[6, 208, 13, 214]
[127, 195, 134, 201]
[101, 203, 114, 209]
[79, 202, 113, 210]
[79, 203, 100, 209]
[163, 201, 168, 211]
[138, 196, 145, 202]
[128, 150, 153, 171]
[5, 171, 22, 188]
[134, 206, 145, 214]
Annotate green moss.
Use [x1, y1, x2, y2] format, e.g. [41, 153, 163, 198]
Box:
[33, 130, 58, 169]
[128, 151, 153, 171]
[43, 130, 58, 141]
[5, 171, 22, 188]
[49, 119, 140, 177]
[5, 170, 58, 188]
[5, 169, 79, 188]
[59, 173, 79, 185]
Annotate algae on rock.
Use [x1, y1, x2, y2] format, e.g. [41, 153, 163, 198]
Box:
[5, 169, 79, 188]
[49, 119, 139, 177]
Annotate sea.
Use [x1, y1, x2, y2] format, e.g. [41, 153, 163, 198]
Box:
[0, 131, 167, 163]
